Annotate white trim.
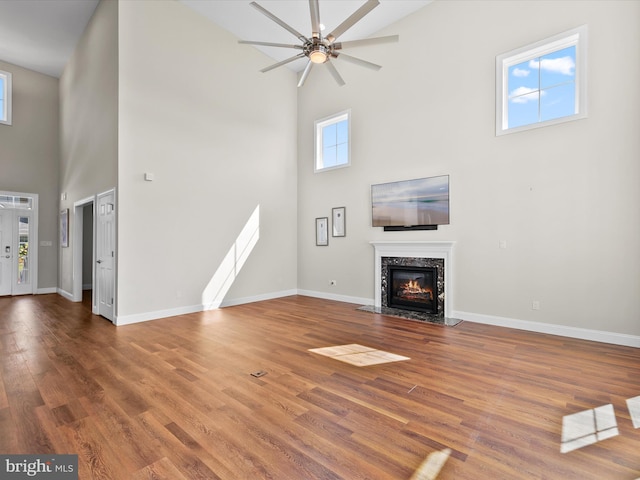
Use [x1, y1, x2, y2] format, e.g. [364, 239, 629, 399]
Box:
[314, 109, 351, 173]
[218, 289, 298, 308]
[72, 196, 95, 303]
[454, 310, 640, 348]
[37, 287, 57, 294]
[297, 289, 372, 306]
[116, 289, 298, 326]
[496, 25, 588, 136]
[99, 287, 640, 347]
[0, 70, 12, 126]
[115, 304, 204, 326]
[57, 288, 74, 301]
[371, 241, 455, 317]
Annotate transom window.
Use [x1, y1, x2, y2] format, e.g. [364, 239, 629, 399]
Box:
[0, 70, 12, 126]
[314, 110, 350, 172]
[496, 25, 587, 135]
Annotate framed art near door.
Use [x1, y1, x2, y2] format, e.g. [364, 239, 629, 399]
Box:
[60, 209, 69, 248]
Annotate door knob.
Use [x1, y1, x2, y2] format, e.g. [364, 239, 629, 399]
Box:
[4, 255, 9, 259]
[96, 260, 103, 264]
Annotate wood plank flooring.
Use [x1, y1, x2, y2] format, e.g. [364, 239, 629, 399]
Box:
[0, 293, 639, 479]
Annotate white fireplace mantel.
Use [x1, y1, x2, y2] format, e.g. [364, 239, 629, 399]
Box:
[371, 241, 455, 317]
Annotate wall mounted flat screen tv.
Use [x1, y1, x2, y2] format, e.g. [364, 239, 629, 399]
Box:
[371, 175, 449, 230]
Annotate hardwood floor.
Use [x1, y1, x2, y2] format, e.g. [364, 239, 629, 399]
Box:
[0, 293, 638, 479]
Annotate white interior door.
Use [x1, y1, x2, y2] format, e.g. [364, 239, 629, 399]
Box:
[96, 190, 115, 322]
[0, 211, 12, 296]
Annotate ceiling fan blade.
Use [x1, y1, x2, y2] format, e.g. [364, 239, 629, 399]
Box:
[326, 0, 379, 43]
[309, 0, 321, 39]
[260, 53, 306, 73]
[325, 60, 346, 87]
[250, 2, 308, 43]
[239, 40, 303, 49]
[334, 35, 399, 50]
[297, 60, 314, 87]
[334, 52, 381, 71]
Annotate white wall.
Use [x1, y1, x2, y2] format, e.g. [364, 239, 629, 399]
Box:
[0, 60, 59, 291]
[59, 0, 118, 294]
[116, 0, 298, 320]
[297, 1, 640, 337]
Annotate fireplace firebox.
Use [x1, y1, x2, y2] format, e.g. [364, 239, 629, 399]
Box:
[388, 266, 438, 314]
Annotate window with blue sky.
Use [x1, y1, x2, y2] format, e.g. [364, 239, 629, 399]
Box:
[496, 26, 587, 135]
[315, 110, 350, 172]
[508, 46, 576, 128]
[0, 70, 11, 126]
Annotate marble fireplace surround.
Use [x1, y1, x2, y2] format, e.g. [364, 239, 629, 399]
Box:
[371, 241, 455, 318]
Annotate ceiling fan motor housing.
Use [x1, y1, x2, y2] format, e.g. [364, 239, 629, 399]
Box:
[307, 40, 329, 64]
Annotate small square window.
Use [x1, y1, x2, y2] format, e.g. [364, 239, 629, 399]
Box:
[0, 70, 12, 126]
[496, 26, 587, 135]
[315, 110, 350, 172]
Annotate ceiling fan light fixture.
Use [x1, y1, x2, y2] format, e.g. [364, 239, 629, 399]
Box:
[309, 44, 328, 64]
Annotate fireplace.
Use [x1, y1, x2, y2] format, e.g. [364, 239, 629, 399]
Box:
[388, 266, 438, 314]
[381, 256, 444, 316]
[369, 241, 458, 325]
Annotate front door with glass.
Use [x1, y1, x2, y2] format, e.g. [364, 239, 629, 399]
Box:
[0, 193, 37, 296]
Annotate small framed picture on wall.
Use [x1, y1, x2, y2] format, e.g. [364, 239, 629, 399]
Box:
[332, 207, 346, 237]
[60, 209, 69, 248]
[316, 217, 328, 246]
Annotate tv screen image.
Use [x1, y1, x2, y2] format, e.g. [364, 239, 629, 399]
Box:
[371, 175, 450, 228]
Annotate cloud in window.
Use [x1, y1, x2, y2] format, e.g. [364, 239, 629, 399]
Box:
[512, 67, 530, 77]
[529, 56, 575, 75]
[509, 86, 546, 103]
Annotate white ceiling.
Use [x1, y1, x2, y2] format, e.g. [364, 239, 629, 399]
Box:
[0, 0, 100, 78]
[0, 0, 431, 78]
[180, 0, 432, 72]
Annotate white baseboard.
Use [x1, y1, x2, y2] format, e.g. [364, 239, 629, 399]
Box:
[61, 285, 639, 348]
[116, 304, 204, 326]
[297, 289, 373, 306]
[453, 310, 640, 348]
[37, 287, 57, 295]
[218, 289, 298, 308]
[116, 289, 299, 326]
[57, 288, 74, 301]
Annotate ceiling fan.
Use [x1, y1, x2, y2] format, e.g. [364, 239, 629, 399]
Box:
[238, 0, 399, 87]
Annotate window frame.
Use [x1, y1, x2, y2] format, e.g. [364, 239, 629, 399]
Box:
[0, 70, 12, 126]
[496, 25, 587, 136]
[314, 109, 351, 173]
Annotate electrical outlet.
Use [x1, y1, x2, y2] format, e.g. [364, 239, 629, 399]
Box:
[330, 280, 337, 286]
[532, 300, 540, 310]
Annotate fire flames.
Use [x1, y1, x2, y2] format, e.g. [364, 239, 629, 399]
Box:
[399, 280, 433, 300]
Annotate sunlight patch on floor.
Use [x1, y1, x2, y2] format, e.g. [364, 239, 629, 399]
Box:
[309, 344, 410, 366]
[626, 395, 640, 429]
[409, 448, 451, 480]
[561, 404, 618, 453]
